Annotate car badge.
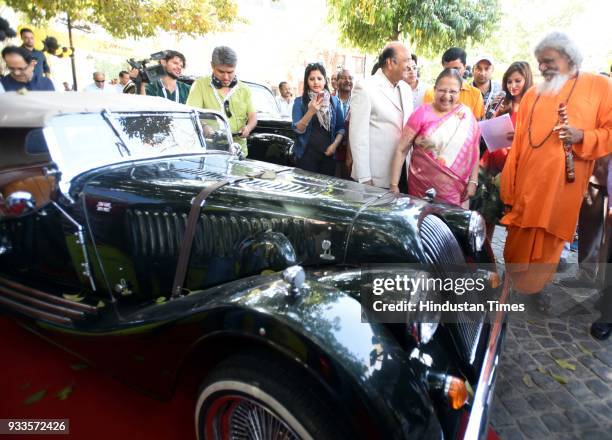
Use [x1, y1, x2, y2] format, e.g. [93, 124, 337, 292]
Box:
[319, 239, 335, 261]
[96, 201, 112, 213]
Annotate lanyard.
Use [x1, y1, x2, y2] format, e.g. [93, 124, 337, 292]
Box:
[211, 80, 237, 118]
[160, 80, 180, 103]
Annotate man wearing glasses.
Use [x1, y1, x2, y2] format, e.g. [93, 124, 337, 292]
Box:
[1, 46, 54, 92]
[187, 46, 257, 157]
[84, 71, 117, 93]
[405, 54, 427, 108]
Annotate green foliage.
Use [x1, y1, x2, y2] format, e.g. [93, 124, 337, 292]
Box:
[4, 0, 240, 38]
[327, 0, 501, 56]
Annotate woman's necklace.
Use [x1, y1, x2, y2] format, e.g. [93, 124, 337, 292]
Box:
[528, 72, 579, 149]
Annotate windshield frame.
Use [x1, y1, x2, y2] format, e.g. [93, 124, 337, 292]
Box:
[44, 109, 233, 196]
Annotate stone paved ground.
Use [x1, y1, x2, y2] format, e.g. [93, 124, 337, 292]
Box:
[489, 226, 612, 440]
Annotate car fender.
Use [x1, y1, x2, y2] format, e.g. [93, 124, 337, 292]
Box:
[177, 274, 442, 439]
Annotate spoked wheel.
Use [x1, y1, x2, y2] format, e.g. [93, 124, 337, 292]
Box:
[202, 390, 302, 440]
[195, 351, 351, 440]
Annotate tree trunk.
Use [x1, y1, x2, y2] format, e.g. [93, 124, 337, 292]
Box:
[67, 12, 78, 91]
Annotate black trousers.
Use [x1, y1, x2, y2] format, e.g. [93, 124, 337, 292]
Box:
[298, 147, 336, 177]
[596, 225, 612, 322]
[577, 182, 608, 287]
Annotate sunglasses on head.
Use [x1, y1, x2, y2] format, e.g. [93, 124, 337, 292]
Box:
[307, 62, 325, 69]
[224, 100, 232, 118]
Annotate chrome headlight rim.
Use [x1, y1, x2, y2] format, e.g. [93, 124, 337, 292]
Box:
[468, 211, 486, 252]
[418, 321, 440, 344]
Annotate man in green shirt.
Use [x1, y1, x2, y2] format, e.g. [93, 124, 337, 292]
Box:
[145, 50, 191, 104]
[186, 46, 257, 156]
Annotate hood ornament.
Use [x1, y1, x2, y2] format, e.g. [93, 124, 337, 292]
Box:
[319, 239, 335, 261]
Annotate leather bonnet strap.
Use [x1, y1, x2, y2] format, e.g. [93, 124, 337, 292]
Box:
[171, 179, 232, 298]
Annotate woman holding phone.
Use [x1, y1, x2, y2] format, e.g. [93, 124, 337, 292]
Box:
[292, 63, 345, 176]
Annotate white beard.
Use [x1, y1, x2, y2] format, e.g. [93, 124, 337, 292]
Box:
[537, 73, 570, 95]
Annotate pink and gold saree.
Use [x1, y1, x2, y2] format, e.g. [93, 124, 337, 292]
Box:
[405, 104, 480, 206]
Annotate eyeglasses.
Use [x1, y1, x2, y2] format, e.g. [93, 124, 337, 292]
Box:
[224, 100, 232, 118]
[435, 89, 459, 96]
[95, 79, 105, 83]
[406, 66, 418, 72]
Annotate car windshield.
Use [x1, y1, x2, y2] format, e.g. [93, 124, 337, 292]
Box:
[45, 111, 231, 189]
[248, 83, 282, 117]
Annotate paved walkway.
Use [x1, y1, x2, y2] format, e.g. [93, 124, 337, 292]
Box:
[490, 227, 612, 439]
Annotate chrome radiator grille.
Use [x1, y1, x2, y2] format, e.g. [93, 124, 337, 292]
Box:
[419, 215, 485, 365]
[127, 210, 307, 258]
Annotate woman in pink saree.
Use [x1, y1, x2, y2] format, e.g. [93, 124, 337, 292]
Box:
[390, 68, 480, 207]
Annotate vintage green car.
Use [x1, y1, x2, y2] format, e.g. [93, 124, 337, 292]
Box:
[0, 91, 507, 439]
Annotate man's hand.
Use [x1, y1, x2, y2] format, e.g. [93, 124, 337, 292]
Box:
[239, 126, 252, 138]
[554, 123, 584, 144]
[389, 183, 400, 194]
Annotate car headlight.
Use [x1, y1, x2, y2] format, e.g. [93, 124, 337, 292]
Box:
[468, 211, 486, 252]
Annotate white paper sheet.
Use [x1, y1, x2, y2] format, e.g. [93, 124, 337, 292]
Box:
[478, 114, 514, 152]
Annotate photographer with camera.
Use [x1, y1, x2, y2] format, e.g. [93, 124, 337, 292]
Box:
[187, 46, 256, 157]
[145, 50, 190, 104]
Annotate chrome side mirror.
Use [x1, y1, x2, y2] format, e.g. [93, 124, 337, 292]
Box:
[230, 142, 246, 160]
[423, 188, 436, 203]
[5, 191, 36, 217]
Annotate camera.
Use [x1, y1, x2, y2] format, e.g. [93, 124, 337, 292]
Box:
[127, 51, 167, 84]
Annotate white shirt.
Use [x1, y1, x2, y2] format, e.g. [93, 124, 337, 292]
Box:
[276, 96, 294, 118]
[84, 82, 118, 93]
[410, 80, 428, 108]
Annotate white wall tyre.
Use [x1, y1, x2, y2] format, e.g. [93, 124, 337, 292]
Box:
[195, 351, 352, 440]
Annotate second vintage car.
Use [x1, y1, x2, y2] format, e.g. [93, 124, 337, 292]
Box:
[0, 92, 506, 439]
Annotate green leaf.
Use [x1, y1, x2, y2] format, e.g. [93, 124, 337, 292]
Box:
[155, 296, 167, 304]
[63, 293, 84, 302]
[24, 389, 46, 405]
[537, 366, 547, 374]
[327, 0, 500, 55]
[554, 359, 576, 372]
[522, 374, 535, 388]
[550, 372, 569, 385]
[96, 300, 106, 308]
[4, 0, 240, 39]
[70, 362, 89, 371]
[577, 343, 593, 356]
[56, 385, 73, 401]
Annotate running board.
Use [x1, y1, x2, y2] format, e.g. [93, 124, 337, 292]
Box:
[0, 276, 98, 324]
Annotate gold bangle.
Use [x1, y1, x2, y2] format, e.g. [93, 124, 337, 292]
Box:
[468, 179, 478, 185]
[390, 183, 399, 187]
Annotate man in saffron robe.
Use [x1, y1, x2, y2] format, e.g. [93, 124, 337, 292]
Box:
[501, 32, 612, 300]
